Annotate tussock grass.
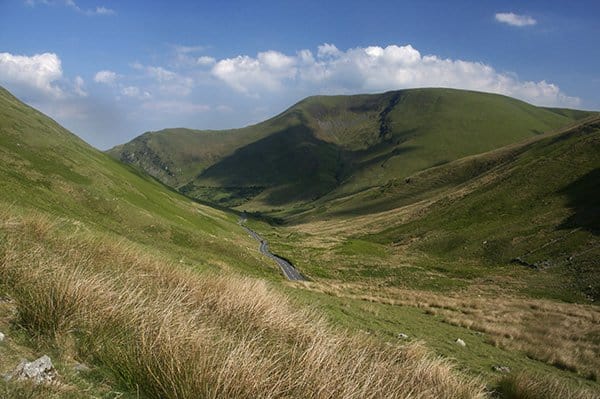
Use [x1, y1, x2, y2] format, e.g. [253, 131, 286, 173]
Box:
[307, 281, 600, 381]
[496, 373, 600, 399]
[0, 208, 485, 398]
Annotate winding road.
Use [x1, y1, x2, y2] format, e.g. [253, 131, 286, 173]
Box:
[240, 218, 305, 281]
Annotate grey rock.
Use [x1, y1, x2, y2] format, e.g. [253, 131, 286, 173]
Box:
[73, 362, 90, 372]
[492, 365, 511, 373]
[397, 333, 409, 339]
[455, 338, 466, 347]
[0, 332, 5, 342]
[10, 355, 57, 384]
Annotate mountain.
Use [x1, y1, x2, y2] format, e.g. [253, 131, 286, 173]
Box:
[108, 88, 591, 210]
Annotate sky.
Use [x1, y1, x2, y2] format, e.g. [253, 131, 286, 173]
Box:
[1, 0, 599, 149]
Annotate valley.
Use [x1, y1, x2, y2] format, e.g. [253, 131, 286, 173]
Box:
[0, 85, 598, 398]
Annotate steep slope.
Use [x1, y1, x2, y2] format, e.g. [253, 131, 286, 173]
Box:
[0, 86, 267, 277]
[364, 115, 600, 300]
[109, 88, 588, 210]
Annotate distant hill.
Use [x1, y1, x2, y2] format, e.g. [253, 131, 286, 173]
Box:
[108, 88, 591, 209]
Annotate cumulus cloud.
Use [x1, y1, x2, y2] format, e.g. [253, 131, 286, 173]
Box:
[0, 52, 64, 99]
[212, 50, 297, 94]
[94, 70, 118, 85]
[210, 44, 579, 107]
[317, 43, 341, 58]
[26, 0, 115, 16]
[495, 12, 537, 27]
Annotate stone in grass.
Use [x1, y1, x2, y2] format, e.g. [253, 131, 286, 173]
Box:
[492, 365, 511, 373]
[397, 333, 409, 339]
[73, 362, 91, 373]
[10, 355, 57, 384]
[455, 338, 466, 347]
[0, 332, 5, 342]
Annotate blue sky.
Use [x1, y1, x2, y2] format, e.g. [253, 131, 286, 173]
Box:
[1, 0, 599, 149]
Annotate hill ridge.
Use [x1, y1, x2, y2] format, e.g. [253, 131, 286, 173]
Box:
[108, 87, 591, 211]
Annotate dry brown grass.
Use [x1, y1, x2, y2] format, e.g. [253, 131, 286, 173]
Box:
[0, 208, 485, 398]
[306, 281, 600, 381]
[496, 372, 600, 399]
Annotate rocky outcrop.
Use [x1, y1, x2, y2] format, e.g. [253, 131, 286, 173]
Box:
[8, 355, 57, 384]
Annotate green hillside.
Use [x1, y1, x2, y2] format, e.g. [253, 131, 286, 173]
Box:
[109, 88, 588, 211]
[260, 115, 599, 299]
[365, 115, 600, 300]
[0, 86, 268, 278]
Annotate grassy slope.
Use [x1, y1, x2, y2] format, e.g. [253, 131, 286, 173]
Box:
[0, 86, 271, 279]
[365, 116, 600, 301]
[109, 88, 586, 211]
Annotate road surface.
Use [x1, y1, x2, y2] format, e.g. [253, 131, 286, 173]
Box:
[239, 218, 306, 281]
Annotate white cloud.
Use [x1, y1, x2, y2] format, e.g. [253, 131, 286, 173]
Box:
[121, 86, 151, 99]
[197, 56, 216, 66]
[92, 6, 114, 16]
[0, 52, 64, 98]
[169, 44, 209, 67]
[94, 70, 118, 85]
[73, 75, 87, 97]
[210, 44, 579, 107]
[26, 0, 115, 16]
[146, 66, 176, 81]
[145, 66, 194, 96]
[212, 50, 297, 94]
[317, 43, 341, 58]
[173, 45, 205, 54]
[495, 12, 537, 27]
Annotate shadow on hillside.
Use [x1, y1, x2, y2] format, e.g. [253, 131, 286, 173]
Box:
[198, 124, 343, 206]
[197, 123, 420, 208]
[558, 168, 600, 235]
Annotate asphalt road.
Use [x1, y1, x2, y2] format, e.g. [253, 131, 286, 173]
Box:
[240, 218, 305, 281]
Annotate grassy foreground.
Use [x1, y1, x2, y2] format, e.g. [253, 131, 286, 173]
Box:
[0, 206, 485, 398]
